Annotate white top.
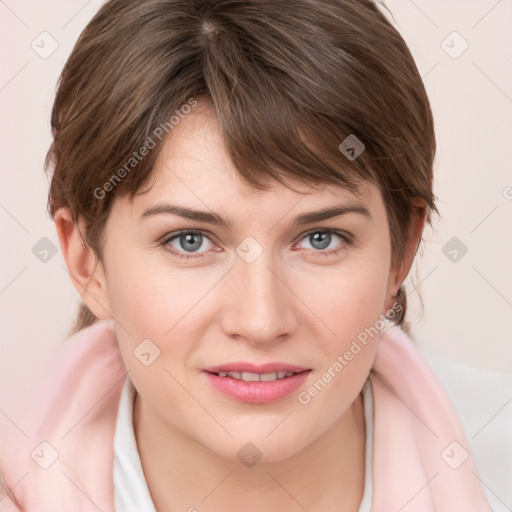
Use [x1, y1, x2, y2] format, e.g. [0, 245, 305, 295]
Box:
[113, 375, 374, 512]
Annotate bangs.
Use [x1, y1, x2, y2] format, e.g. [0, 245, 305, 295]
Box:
[47, 0, 435, 266]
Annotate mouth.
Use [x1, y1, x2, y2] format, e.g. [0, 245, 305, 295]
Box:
[202, 363, 311, 404]
[206, 370, 307, 382]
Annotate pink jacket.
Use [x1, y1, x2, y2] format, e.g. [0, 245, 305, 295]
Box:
[0, 320, 492, 511]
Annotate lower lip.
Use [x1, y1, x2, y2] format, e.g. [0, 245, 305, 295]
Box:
[203, 371, 311, 404]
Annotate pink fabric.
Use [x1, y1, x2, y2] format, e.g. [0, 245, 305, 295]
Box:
[0, 320, 491, 511]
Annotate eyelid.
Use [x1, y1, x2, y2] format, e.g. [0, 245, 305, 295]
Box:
[160, 228, 216, 245]
[161, 227, 352, 261]
[295, 227, 352, 244]
[160, 229, 221, 261]
[161, 228, 350, 246]
[292, 228, 352, 253]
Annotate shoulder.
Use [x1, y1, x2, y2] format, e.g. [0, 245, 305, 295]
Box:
[0, 467, 21, 511]
[0, 319, 125, 509]
[368, 325, 492, 510]
[417, 344, 512, 511]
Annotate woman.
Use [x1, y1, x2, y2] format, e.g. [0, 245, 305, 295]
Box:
[0, 0, 492, 510]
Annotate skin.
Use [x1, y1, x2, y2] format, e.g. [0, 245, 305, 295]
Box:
[55, 99, 425, 511]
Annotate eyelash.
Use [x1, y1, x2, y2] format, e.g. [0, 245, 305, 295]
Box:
[160, 229, 353, 261]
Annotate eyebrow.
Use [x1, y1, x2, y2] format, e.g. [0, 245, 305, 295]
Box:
[139, 202, 371, 227]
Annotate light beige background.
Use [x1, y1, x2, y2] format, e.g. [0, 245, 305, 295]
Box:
[1, 0, 511, 428]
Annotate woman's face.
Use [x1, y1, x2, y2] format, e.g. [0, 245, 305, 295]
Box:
[93, 101, 402, 462]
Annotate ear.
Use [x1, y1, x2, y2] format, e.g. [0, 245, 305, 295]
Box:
[54, 207, 112, 320]
[383, 199, 427, 313]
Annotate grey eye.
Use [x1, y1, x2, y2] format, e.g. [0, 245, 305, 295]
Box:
[308, 231, 332, 250]
[178, 232, 203, 252]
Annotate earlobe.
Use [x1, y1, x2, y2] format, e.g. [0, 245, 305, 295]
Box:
[53, 207, 112, 320]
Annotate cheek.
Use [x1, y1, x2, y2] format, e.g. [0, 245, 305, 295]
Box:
[104, 261, 199, 407]
[103, 254, 222, 387]
[292, 258, 390, 431]
[293, 249, 391, 384]
[104, 250, 215, 333]
[299, 254, 391, 339]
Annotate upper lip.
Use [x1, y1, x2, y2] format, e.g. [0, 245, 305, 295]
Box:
[203, 362, 310, 374]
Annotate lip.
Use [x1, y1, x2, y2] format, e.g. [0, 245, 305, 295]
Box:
[203, 364, 311, 404]
[203, 362, 310, 373]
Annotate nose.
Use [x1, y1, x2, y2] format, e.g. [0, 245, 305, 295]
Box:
[220, 252, 298, 346]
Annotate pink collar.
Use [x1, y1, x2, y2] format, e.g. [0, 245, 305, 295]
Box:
[0, 320, 491, 511]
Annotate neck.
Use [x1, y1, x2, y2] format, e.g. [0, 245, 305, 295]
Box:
[133, 391, 366, 512]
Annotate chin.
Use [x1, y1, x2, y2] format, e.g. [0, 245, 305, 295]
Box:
[199, 427, 309, 466]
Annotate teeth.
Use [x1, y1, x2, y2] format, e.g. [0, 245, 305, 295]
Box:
[242, 372, 260, 382]
[259, 372, 278, 382]
[216, 371, 296, 381]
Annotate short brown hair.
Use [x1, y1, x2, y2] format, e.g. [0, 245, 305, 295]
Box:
[45, 0, 437, 333]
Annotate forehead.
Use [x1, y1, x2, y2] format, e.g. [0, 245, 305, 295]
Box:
[132, 100, 377, 212]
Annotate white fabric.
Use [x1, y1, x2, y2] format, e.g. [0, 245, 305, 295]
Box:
[113, 375, 155, 512]
[359, 378, 374, 512]
[417, 344, 512, 511]
[113, 374, 374, 511]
